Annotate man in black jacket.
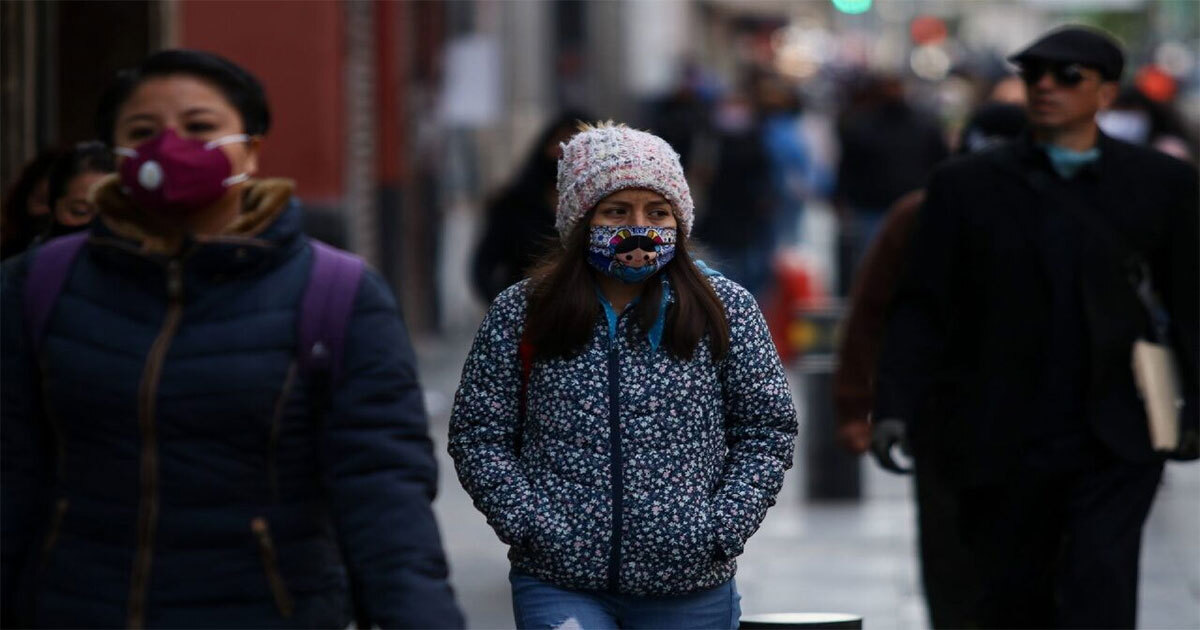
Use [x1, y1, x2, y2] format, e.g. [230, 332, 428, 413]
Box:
[871, 26, 1198, 628]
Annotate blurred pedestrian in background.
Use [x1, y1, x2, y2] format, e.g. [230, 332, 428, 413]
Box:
[472, 110, 591, 303]
[449, 122, 796, 629]
[834, 102, 1026, 629]
[1098, 77, 1196, 162]
[646, 60, 718, 173]
[834, 73, 948, 294]
[872, 26, 1198, 628]
[1, 49, 462, 629]
[695, 88, 775, 299]
[988, 74, 1029, 105]
[1, 149, 62, 261]
[43, 141, 115, 239]
[755, 71, 812, 249]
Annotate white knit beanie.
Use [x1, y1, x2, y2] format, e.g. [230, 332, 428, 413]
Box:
[555, 122, 694, 244]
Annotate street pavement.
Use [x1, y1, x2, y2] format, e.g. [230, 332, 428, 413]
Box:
[415, 326, 1200, 630]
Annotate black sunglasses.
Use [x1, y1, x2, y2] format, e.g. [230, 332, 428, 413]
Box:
[1019, 62, 1088, 87]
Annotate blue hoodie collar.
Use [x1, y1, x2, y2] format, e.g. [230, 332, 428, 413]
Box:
[596, 276, 671, 352]
[595, 260, 722, 352]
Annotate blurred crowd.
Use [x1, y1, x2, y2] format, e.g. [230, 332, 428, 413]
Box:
[1, 4, 1198, 628]
[467, 45, 1195, 324]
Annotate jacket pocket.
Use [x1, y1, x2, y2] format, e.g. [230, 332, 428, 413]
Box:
[251, 517, 295, 618]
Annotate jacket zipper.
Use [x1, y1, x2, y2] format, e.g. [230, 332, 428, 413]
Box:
[606, 337, 624, 592]
[127, 258, 185, 630]
[267, 362, 298, 503]
[251, 517, 295, 618]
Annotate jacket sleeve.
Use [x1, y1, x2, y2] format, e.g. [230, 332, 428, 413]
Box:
[320, 269, 464, 630]
[446, 283, 541, 548]
[874, 167, 964, 426]
[834, 192, 923, 426]
[1158, 163, 1199, 433]
[713, 282, 798, 559]
[0, 254, 52, 627]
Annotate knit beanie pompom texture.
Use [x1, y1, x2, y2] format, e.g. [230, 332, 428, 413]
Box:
[555, 122, 694, 243]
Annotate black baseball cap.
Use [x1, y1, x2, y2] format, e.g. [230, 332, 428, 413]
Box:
[1008, 26, 1125, 81]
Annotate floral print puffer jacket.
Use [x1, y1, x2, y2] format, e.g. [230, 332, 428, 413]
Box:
[449, 275, 797, 596]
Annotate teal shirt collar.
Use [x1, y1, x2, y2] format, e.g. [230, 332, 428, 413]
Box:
[593, 260, 722, 352]
[596, 277, 672, 352]
[1041, 143, 1101, 179]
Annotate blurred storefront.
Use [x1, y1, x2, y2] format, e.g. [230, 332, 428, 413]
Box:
[2, 0, 668, 334]
[3, 0, 451, 330]
[3, 0, 1197, 334]
[2, 1, 166, 203]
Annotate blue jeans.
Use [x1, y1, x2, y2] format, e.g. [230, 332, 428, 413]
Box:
[510, 570, 740, 630]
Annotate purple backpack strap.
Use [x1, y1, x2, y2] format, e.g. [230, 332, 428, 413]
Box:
[298, 240, 366, 385]
[23, 232, 90, 353]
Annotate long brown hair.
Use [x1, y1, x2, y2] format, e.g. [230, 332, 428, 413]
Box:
[524, 215, 730, 361]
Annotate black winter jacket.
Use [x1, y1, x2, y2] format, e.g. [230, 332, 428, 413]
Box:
[876, 134, 1199, 483]
[1, 178, 463, 628]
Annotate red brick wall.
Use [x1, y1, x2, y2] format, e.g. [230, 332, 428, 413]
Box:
[180, 0, 345, 202]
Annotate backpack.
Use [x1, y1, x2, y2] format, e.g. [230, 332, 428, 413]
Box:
[22, 232, 366, 385]
[22, 232, 375, 625]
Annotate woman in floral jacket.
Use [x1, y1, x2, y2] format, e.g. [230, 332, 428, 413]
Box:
[449, 122, 797, 629]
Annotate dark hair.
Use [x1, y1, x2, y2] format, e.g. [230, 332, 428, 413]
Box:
[524, 214, 730, 362]
[47, 141, 116, 209]
[1, 149, 63, 259]
[515, 109, 594, 185]
[95, 49, 271, 145]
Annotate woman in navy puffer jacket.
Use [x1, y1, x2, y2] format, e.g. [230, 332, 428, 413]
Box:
[0, 50, 463, 629]
[449, 122, 797, 629]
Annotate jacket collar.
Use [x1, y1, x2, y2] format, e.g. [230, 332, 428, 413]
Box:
[1011, 128, 1124, 181]
[596, 275, 673, 352]
[595, 261, 723, 353]
[88, 175, 305, 277]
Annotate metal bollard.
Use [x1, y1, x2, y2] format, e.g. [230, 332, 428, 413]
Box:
[789, 302, 861, 501]
[802, 369, 861, 500]
[740, 612, 863, 629]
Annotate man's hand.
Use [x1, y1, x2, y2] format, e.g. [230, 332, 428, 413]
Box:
[836, 419, 872, 455]
[1169, 398, 1199, 461]
[870, 418, 912, 474]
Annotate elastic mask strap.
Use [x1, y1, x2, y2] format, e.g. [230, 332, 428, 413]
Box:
[209, 134, 251, 187]
[223, 172, 251, 187]
[113, 147, 138, 159]
[204, 134, 250, 150]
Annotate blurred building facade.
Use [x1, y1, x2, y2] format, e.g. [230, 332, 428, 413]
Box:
[3, 0, 1197, 333]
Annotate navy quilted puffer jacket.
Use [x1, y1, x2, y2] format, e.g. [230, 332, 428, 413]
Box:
[449, 276, 797, 595]
[0, 178, 463, 628]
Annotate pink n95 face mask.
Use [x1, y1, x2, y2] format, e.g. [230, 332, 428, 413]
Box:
[115, 129, 250, 213]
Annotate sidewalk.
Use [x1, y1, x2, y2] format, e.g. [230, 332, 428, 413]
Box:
[416, 329, 1200, 630]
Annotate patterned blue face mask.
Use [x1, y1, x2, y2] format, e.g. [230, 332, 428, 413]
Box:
[586, 225, 677, 284]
